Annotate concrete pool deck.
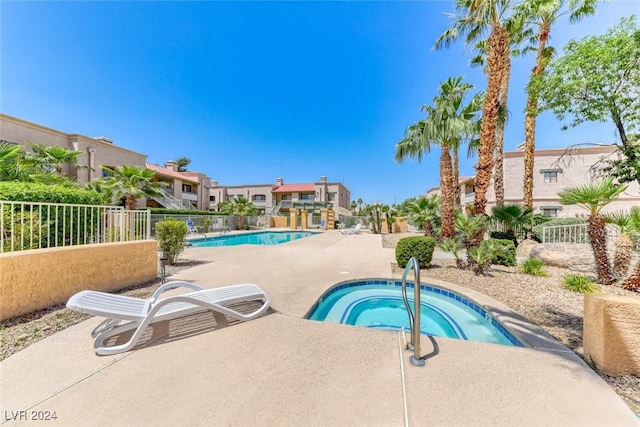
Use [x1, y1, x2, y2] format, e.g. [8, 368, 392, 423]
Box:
[1, 231, 637, 426]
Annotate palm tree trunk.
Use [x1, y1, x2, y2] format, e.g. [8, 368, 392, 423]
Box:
[441, 146, 455, 238]
[622, 260, 640, 292]
[523, 22, 551, 210]
[588, 214, 614, 286]
[474, 25, 509, 215]
[452, 144, 461, 209]
[125, 195, 137, 211]
[494, 56, 510, 208]
[613, 234, 632, 279]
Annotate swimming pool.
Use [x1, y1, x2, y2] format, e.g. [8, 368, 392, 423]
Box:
[306, 280, 523, 347]
[189, 231, 318, 247]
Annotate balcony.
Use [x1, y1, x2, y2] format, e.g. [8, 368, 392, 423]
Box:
[464, 192, 475, 204]
[182, 192, 197, 202]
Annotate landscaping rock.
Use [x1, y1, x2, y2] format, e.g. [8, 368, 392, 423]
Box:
[516, 239, 538, 258]
[528, 243, 595, 273]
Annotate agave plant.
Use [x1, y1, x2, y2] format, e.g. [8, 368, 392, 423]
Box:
[605, 211, 633, 279]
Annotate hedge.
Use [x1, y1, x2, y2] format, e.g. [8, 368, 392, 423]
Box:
[485, 238, 516, 267]
[395, 236, 436, 269]
[0, 182, 102, 205]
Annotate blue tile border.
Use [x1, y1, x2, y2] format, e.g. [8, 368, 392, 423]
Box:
[305, 278, 524, 347]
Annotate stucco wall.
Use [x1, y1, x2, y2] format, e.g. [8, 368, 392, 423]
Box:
[0, 240, 158, 321]
[583, 293, 640, 375]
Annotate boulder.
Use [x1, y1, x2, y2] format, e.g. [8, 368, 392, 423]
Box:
[516, 239, 538, 258]
[528, 243, 595, 273]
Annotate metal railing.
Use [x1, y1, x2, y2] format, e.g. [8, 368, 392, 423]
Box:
[541, 223, 622, 245]
[1, 200, 150, 253]
[401, 257, 425, 367]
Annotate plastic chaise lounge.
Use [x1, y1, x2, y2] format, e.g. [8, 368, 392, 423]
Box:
[340, 223, 362, 235]
[67, 281, 271, 355]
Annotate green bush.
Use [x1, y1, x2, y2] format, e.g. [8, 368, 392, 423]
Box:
[489, 231, 517, 246]
[0, 181, 102, 205]
[155, 219, 188, 265]
[395, 236, 436, 269]
[519, 258, 548, 276]
[487, 238, 516, 266]
[563, 274, 600, 294]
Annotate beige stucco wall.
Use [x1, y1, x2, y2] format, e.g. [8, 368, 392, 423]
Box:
[0, 240, 158, 321]
[583, 293, 640, 376]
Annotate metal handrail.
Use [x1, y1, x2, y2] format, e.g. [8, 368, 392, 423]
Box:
[401, 257, 425, 367]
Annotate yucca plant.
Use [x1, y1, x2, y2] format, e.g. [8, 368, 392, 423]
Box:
[519, 258, 548, 277]
[563, 274, 600, 294]
[439, 236, 465, 269]
[558, 178, 627, 286]
[605, 211, 633, 279]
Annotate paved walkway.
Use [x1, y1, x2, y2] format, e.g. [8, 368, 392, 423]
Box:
[1, 231, 637, 426]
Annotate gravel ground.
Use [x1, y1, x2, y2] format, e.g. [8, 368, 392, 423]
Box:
[2, 238, 639, 415]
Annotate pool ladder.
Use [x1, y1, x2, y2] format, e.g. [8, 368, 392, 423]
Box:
[401, 257, 425, 367]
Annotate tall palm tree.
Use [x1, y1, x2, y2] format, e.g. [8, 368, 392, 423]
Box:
[96, 165, 166, 210]
[436, 0, 514, 215]
[520, 0, 597, 209]
[558, 178, 627, 286]
[27, 143, 87, 174]
[395, 77, 481, 238]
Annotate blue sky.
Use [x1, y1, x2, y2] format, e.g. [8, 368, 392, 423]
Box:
[2, 1, 638, 206]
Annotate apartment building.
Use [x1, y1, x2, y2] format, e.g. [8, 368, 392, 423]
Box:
[210, 176, 351, 215]
[0, 114, 215, 210]
[427, 144, 640, 217]
[147, 161, 211, 211]
[0, 114, 147, 185]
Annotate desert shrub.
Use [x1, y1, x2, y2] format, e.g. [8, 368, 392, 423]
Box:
[155, 219, 188, 265]
[563, 274, 600, 294]
[488, 238, 516, 266]
[519, 258, 548, 276]
[395, 236, 436, 269]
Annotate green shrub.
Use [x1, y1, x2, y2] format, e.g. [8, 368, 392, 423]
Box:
[155, 219, 188, 265]
[0, 181, 102, 205]
[489, 231, 517, 246]
[563, 274, 600, 294]
[395, 236, 436, 269]
[487, 238, 516, 266]
[519, 258, 548, 276]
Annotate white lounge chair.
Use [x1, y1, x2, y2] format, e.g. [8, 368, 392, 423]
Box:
[340, 223, 362, 235]
[67, 281, 271, 355]
[186, 219, 199, 234]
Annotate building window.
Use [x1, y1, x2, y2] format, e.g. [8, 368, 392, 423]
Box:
[182, 184, 193, 193]
[542, 208, 558, 217]
[281, 195, 292, 201]
[543, 171, 558, 183]
[300, 194, 315, 201]
[328, 192, 336, 202]
[253, 195, 266, 202]
[209, 195, 216, 202]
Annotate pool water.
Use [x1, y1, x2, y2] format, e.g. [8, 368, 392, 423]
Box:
[307, 281, 523, 347]
[190, 231, 317, 247]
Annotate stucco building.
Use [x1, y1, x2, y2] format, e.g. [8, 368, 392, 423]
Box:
[427, 144, 640, 217]
[210, 176, 351, 215]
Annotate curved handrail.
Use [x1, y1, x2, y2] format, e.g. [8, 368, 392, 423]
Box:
[401, 257, 425, 366]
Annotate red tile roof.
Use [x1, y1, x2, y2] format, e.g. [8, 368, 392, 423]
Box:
[272, 183, 315, 193]
[146, 163, 198, 183]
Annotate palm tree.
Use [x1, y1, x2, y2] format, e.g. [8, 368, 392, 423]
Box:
[622, 206, 640, 291]
[0, 141, 26, 181]
[403, 195, 441, 237]
[520, 0, 597, 209]
[436, 0, 514, 215]
[175, 157, 191, 172]
[26, 143, 87, 174]
[97, 165, 166, 210]
[605, 211, 634, 279]
[228, 196, 258, 229]
[350, 201, 357, 215]
[558, 178, 627, 285]
[490, 203, 533, 242]
[454, 212, 488, 267]
[395, 77, 481, 238]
